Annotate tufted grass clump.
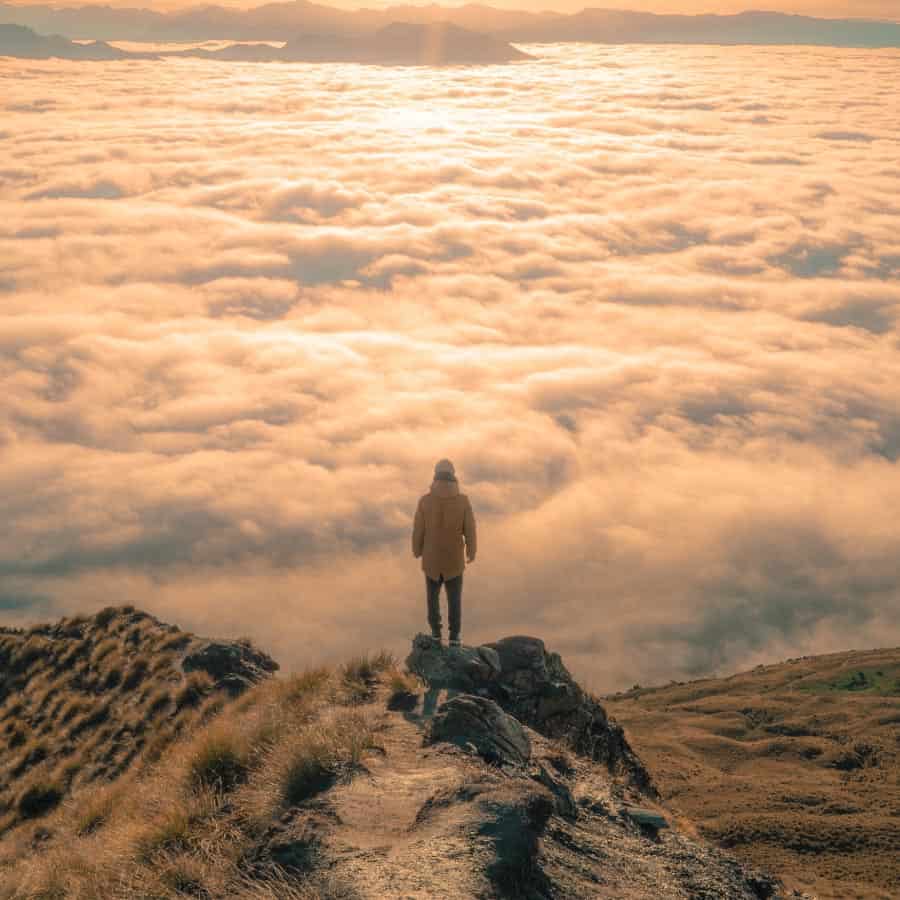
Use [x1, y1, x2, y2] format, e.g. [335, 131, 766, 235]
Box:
[72, 782, 127, 836]
[186, 727, 251, 794]
[280, 709, 378, 806]
[339, 651, 396, 703]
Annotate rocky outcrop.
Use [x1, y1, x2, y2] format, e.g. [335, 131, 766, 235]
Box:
[407, 633, 653, 793]
[406, 633, 500, 692]
[486, 636, 653, 792]
[428, 694, 531, 767]
[182, 638, 279, 696]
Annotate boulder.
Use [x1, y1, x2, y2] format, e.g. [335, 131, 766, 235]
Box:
[429, 694, 531, 767]
[182, 639, 279, 696]
[406, 633, 501, 692]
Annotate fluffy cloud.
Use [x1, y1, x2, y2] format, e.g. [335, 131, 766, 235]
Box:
[1, 44, 898, 690]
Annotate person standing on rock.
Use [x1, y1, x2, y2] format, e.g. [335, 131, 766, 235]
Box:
[412, 459, 477, 648]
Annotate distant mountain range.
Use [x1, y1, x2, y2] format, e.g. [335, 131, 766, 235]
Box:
[0, 21, 130, 57]
[1, 2, 899, 48]
[181, 22, 533, 63]
[0, 21, 530, 62]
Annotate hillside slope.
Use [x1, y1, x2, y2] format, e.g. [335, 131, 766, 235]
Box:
[605, 647, 900, 900]
[0, 615, 803, 899]
[0, 606, 277, 835]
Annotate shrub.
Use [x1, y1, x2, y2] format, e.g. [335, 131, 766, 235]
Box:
[158, 855, 210, 896]
[68, 703, 110, 739]
[387, 668, 421, 697]
[283, 748, 335, 805]
[281, 710, 376, 806]
[150, 652, 175, 675]
[386, 668, 422, 711]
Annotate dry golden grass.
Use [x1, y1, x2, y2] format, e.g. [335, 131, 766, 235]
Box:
[0, 645, 390, 900]
[606, 646, 900, 900]
[338, 650, 396, 704]
[0, 607, 229, 837]
[385, 666, 423, 698]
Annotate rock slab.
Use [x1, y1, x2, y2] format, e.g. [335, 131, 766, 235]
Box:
[429, 694, 532, 767]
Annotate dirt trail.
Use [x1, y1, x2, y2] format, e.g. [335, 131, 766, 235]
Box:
[324, 689, 495, 898]
[310, 687, 791, 900]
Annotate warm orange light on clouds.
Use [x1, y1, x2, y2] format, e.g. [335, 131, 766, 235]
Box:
[1, 44, 899, 690]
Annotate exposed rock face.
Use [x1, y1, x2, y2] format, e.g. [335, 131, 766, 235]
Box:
[182, 638, 279, 695]
[406, 633, 500, 692]
[428, 694, 531, 767]
[485, 636, 653, 791]
[407, 633, 653, 793]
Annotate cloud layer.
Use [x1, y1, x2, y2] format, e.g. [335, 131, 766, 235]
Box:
[1, 44, 899, 689]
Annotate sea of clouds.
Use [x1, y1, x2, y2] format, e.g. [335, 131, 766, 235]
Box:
[1, 44, 898, 689]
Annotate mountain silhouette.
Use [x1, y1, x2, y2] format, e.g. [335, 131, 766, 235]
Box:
[175, 22, 533, 64]
[0, 22, 131, 58]
[2, 3, 899, 48]
[0, 21, 529, 64]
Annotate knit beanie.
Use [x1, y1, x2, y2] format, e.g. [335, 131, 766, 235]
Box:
[433, 458, 456, 481]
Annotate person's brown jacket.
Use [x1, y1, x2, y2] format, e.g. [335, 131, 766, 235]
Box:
[412, 478, 477, 580]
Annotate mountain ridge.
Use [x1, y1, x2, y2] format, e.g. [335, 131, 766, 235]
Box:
[2, 2, 900, 46]
[0, 606, 821, 899]
[0, 20, 530, 61]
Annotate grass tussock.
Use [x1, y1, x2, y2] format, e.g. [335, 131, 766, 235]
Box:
[71, 782, 128, 836]
[175, 671, 214, 710]
[386, 667, 422, 698]
[186, 727, 251, 794]
[339, 651, 396, 704]
[280, 709, 378, 805]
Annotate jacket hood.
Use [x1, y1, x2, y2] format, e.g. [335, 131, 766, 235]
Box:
[430, 479, 460, 498]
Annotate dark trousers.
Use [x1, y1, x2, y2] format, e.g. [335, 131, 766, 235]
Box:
[426, 573, 462, 641]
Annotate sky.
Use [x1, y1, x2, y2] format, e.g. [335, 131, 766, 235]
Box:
[4, 0, 900, 20]
[1, 43, 899, 692]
